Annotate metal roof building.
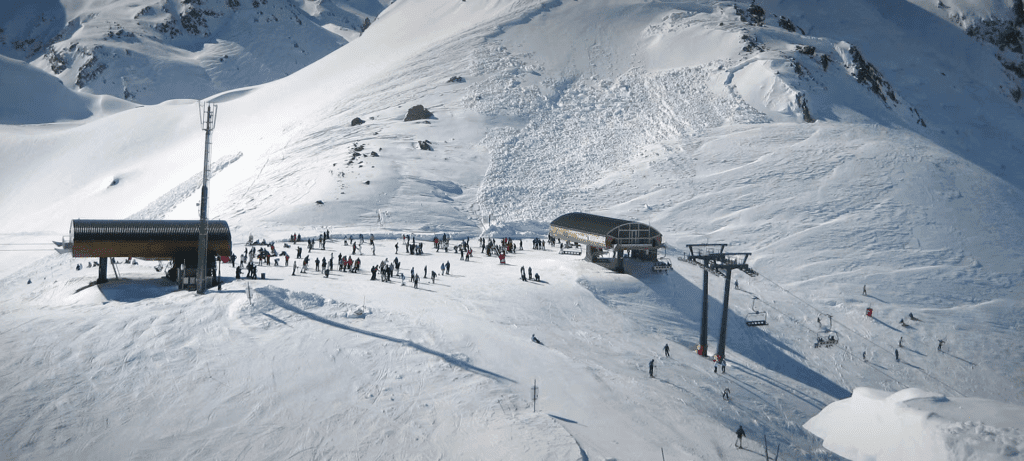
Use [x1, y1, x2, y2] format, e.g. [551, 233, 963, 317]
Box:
[71, 219, 232, 259]
[549, 212, 662, 273]
[549, 212, 662, 250]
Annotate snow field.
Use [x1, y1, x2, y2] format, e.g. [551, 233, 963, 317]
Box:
[2, 0, 1024, 459]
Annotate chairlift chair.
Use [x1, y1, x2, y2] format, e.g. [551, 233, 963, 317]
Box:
[744, 296, 767, 327]
[745, 311, 768, 327]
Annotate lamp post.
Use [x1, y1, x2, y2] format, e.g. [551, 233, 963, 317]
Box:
[197, 102, 217, 294]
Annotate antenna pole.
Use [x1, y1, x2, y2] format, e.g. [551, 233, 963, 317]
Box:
[197, 102, 217, 294]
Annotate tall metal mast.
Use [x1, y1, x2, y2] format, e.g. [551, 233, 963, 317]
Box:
[197, 102, 217, 294]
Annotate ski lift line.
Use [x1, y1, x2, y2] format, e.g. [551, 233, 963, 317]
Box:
[730, 274, 914, 390]
[754, 273, 966, 398]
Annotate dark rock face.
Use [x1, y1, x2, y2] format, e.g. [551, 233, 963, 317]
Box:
[351, 117, 365, 126]
[849, 46, 897, 105]
[404, 105, 434, 121]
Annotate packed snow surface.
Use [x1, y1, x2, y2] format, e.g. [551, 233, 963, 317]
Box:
[1, 0, 1023, 459]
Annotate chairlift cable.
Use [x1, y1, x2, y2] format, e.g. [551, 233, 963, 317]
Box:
[753, 272, 965, 397]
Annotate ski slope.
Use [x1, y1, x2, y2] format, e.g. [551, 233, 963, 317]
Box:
[1, 0, 1023, 459]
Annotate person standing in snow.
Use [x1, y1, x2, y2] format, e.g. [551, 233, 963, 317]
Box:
[895, 349, 900, 362]
[735, 426, 746, 448]
[863, 285, 868, 296]
[938, 339, 944, 352]
[664, 344, 670, 357]
[649, 359, 655, 378]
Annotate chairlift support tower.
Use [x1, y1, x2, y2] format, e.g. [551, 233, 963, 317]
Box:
[682, 244, 727, 357]
[197, 102, 217, 294]
[681, 244, 758, 360]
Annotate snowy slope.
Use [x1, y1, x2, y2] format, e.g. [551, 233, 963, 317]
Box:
[1, 0, 1024, 459]
[0, 0, 391, 104]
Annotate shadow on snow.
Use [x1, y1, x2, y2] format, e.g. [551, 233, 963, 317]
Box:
[638, 269, 852, 402]
[255, 286, 517, 384]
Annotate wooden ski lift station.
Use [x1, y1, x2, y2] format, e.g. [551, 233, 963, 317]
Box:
[70, 219, 231, 290]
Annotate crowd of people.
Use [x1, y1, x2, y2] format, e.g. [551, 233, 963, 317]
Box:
[236, 231, 541, 289]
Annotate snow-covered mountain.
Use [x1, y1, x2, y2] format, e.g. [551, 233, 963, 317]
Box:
[1, 0, 1023, 459]
[0, 0, 390, 104]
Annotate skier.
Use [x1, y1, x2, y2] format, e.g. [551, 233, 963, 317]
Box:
[664, 344, 670, 357]
[735, 426, 746, 448]
[649, 359, 655, 378]
[862, 351, 867, 361]
[863, 285, 868, 296]
[528, 267, 532, 280]
[938, 339, 945, 352]
[909, 312, 917, 321]
[899, 337, 903, 348]
[895, 349, 900, 362]
[722, 388, 731, 401]
[235, 265, 242, 279]
[532, 334, 543, 345]
[292, 261, 297, 276]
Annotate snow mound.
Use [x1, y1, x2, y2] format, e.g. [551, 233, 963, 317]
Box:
[0, 55, 134, 124]
[804, 387, 1024, 461]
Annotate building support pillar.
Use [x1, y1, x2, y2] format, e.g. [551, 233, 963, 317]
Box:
[98, 256, 108, 284]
